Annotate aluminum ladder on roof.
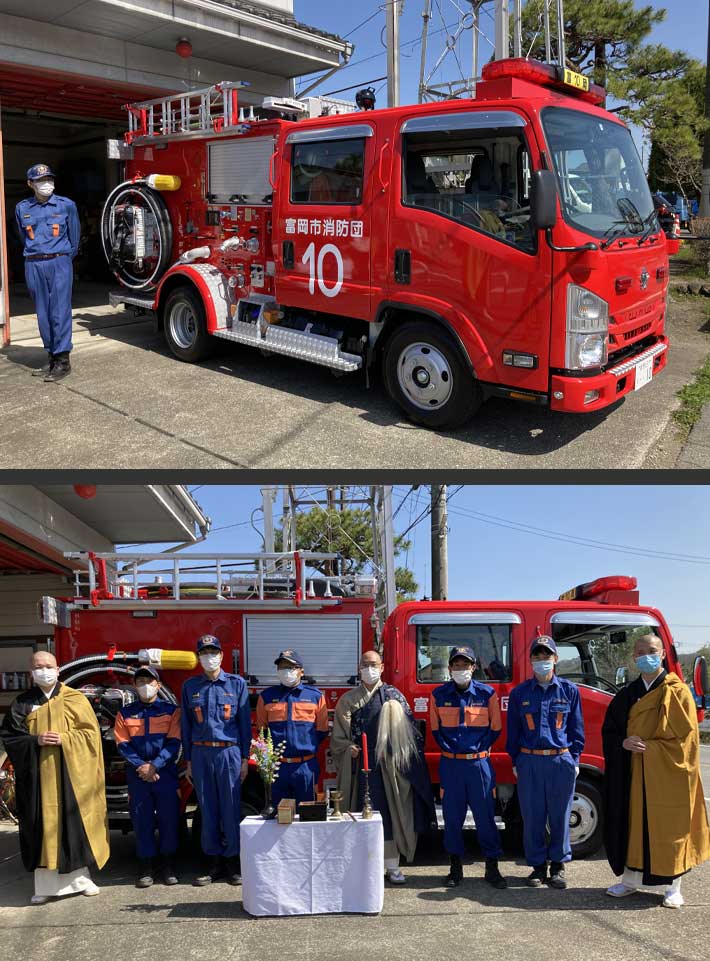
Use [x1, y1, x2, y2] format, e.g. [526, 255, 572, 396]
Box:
[124, 81, 249, 145]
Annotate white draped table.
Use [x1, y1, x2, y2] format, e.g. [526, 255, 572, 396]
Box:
[240, 813, 384, 916]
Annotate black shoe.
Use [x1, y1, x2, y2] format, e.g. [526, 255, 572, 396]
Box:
[162, 856, 179, 886]
[32, 354, 54, 377]
[526, 864, 548, 887]
[225, 857, 242, 886]
[44, 353, 71, 383]
[444, 854, 463, 888]
[193, 856, 223, 886]
[484, 858, 508, 890]
[136, 859, 154, 888]
[548, 862, 567, 889]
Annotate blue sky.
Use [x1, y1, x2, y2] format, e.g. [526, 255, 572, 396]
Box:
[293, 0, 707, 106]
[121, 485, 710, 655]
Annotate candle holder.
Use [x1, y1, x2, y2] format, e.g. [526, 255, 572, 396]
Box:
[361, 768, 373, 820]
[330, 790, 344, 820]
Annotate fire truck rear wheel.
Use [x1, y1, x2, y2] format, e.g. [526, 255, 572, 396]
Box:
[163, 286, 216, 363]
[383, 321, 482, 429]
[569, 776, 604, 858]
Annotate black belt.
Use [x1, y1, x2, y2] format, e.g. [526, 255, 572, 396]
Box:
[26, 253, 68, 261]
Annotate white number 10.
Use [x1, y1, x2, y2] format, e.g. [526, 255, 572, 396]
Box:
[302, 242, 344, 299]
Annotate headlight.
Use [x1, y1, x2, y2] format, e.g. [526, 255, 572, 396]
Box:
[566, 285, 609, 369]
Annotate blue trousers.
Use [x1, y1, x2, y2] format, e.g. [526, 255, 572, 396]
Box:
[516, 753, 576, 865]
[127, 767, 180, 860]
[272, 758, 319, 806]
[24, 255, 73, 355]
[440, 756, 502, 858]
[191, 745, 242, 858]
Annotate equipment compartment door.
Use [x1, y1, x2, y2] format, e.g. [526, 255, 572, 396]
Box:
[274, 124, 374, 320]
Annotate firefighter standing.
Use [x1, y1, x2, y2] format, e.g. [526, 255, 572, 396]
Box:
[506, 636, 585, 890]
[181, 635, 251, 886]
[430, 646, 507, 889]
[255, 650, 329, 806]
[114, 666, 181, 888]
[14, 164, 80, 382]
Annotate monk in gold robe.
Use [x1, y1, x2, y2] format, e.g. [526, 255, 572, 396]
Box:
[602, 633, 710, 908]
[0, 651, 110, 904]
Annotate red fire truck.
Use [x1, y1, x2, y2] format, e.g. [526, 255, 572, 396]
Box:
[35, 553, 707, 858]
[102, 59, 677, 429]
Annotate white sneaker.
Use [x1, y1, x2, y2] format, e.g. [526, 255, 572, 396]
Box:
[386, 868, 406, 885]
[30, 895, 49, 905]
[606, 882, 638, 898]
[81, 882, 100, 897]
[662, 890, 684, 909]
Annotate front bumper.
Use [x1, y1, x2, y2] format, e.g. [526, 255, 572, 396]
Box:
[549, 337, 669, 413]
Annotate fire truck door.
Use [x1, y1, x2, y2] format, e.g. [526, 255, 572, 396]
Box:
[382, 111, 553, 393]
[274, 124, 374, 320]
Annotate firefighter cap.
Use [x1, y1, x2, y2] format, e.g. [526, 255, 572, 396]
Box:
[196, 634, 222, 652]
[274, 649, 303, 668]
[27, 163, 55, 181]
[530, 635, 557, 656]
[448, 646, 476, 665]
[134, 665, 160, 682]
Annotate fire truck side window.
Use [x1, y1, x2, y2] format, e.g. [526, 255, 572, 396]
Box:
[416, 624, 512, 683]
[401, 128, 535, 252]
[552, 622, 663, 692]
[291, 139, 366, 205]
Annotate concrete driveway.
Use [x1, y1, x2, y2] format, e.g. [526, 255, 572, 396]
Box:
[0, 284, 707, 469]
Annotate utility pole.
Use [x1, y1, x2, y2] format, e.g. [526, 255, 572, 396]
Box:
[701, 0, 710, 217]
[430, 485, 448, 601]
[387, 0, 402, 107]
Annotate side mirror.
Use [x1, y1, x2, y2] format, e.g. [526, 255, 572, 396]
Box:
[693, 655, 709, 710]
[531, 169, 558, 231]
[615, 666, 629, 688]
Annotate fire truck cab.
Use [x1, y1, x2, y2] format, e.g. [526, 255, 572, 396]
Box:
[103, 59, 674, 430]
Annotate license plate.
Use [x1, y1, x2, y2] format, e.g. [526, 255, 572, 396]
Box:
[634, 355, 653, 390]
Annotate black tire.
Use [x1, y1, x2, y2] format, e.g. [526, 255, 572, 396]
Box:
[570, 776, 604, 858]
[162, 286, 216, 363]
[382, 320, 482, 429]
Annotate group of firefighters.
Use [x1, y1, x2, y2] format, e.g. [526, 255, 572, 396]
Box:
[113, 632, 583, 892]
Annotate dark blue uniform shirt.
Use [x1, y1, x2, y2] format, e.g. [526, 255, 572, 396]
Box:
[114, 698, 181, 771]
[506, 675, 585, 763]
[15, 194, 80, 258]
[430, 679, 502, 755]
[180, 670, 251, 761]
[256, 683, 329, 756]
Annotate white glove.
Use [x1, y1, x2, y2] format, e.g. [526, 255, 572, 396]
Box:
[512, 766, 517, 778]
[575, 766, 580, 777]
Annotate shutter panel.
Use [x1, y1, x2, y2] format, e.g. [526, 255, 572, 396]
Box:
[208, 136, 275, 204]
[245, 615, 361, 685]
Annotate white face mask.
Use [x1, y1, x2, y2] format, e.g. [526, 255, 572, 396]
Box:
[360, 665, 382, 685]
[278, 668, 301, 688]
[34, 181, 54, 199]
[199, 653, 222, 673]
[136, 683, 158, 701]
[532, 659, 555, 677]
[32, 667, 58, 687]
[451, 669, 473, 686]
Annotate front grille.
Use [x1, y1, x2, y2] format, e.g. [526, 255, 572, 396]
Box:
[624, 322, 652, 342]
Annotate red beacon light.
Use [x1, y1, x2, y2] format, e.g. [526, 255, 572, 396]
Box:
[481, 58, 606, 106]
[559, 575, 638, 601]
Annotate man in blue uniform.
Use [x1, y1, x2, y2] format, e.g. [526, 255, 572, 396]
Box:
[430, 647, 507, 889]
[15, 164, 80, 382]
[506, 636, 585, 890]
[181, 635, 251, 886]
[114, 666, 181, 888]
[255, 650, 329, 806]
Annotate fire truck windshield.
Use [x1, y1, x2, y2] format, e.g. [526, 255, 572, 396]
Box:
[416, 623, 512, 683]
[551, 620, 663, 692]
[541, 107, 656, 242]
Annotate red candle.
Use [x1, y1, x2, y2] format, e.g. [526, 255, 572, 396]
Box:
[362, 733, 369, 770]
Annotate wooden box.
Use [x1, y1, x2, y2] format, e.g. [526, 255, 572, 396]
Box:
[298, 800, 328, 822]
[277, 798, 296, 824]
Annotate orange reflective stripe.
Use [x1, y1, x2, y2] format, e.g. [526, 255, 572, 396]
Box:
[168, 710, 181, 740]
[464, 706, 490, 727]
[148, 715, 173, 735]
[556, 711, 564, 730]
[525, 712, 535, 731]
[255, 695, 267, 731]
[194, 705, 203, 724]
[437, 706, 461, 727]
[265, 701, 288, 722]
[52, 223, 59, 237]
[315, 695, 329, 733]
[291, 701, 317, 723]
[26, 225, 34, 240]
[113, 712, 130, 744]
[223, 703, 232, 720]
[488, 693, 502, 732]
[429, 699, 440, 732]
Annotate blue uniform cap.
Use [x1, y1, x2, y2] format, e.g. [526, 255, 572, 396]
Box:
[196, 634, 222, 652]
[274, 649, 303, 668]
[448, 646, 476, 665]
[530, 635, 557, 656]
[27, 164, 55, 181]
[134, 665, 160, 682]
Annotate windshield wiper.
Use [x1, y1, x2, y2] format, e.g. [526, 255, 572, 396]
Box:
[600, 219, 630, 250]
[635, 209, 661, 245]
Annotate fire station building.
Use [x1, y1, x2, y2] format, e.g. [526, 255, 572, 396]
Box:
[0, 484, 209, 718]
[0, 0, 351, 342]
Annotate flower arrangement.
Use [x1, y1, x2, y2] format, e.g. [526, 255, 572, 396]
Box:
[250, 727, 286, 785]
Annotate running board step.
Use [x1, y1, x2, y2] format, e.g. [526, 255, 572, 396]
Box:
[434, 804, 505, 831]
[213, 320, 362, 373]
[109, 290, 156, 310]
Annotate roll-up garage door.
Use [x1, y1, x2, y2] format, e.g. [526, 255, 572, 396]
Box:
[244, 615, 361, 685]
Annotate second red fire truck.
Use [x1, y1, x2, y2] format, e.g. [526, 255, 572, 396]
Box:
[102, 58, 677, 429]
[36, 551, 707, 858]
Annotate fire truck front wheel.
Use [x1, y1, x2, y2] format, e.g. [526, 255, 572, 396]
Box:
[383, 321, 482, 429]
[162, 286, 216, 363]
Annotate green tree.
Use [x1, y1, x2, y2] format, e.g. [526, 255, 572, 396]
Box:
[275, 507, 418, 601]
